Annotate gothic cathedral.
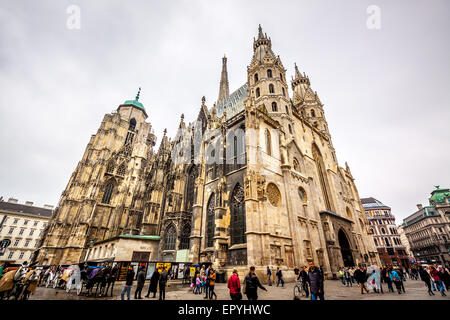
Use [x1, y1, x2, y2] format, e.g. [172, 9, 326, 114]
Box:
[37, 26, 380, 279]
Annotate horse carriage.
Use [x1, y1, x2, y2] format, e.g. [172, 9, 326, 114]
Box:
[75, 263, 118, 297]
[0, 264, 41, 300]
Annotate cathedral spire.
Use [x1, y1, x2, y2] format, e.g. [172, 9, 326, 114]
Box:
[135, 87, 141, 101]
[217, 55, 230, 103]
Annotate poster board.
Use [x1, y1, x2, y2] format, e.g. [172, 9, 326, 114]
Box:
[146, 263, 156, 280]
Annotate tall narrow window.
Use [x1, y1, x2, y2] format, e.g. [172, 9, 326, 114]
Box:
[311, 109, 315, 117]
[293, 158, 300, 172]
[256, 87, 260, 98]
[271, 102, 277, 112]
[280, 73, 283, 81]
[254, 73, 258, 83]
[282, 87, 286, 96]
[163, 225, 177, 250]
[206, 194, 215, 247]
[288, 124, 293, 134]
[179, 224, 191, 249]
[267, 69, 272, 78]
[312, 144, 332, 211]
[128, 118, 136, 131]
[285, 105, 289, 114]
[269, 84, 275, 94]
[265, 129, 272, 156]
[101, 181, 114, 204]
[230, 184, 246, 245]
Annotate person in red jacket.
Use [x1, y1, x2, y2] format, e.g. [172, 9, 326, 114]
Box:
[227, 268, 241, 300]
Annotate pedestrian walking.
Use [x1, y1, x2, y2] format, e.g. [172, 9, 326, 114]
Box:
[307, 261, 324, 300]
[354, 266, 369, 294]
[344, 268, 352, 287]
[338, 268, 345, 285]
[276, 267, 284, 287]
[208, 269, 217, 300]
[227, 268, 242, 300]
[194, 273, 201, 294]
[243, 266, 267, 301]
[441, 266, 450, 291]
[266, 266, 272, 286]
[431, 266, 447, 296]
[299, 266, 310, 298]
[121, 266, 135, 300]
[418, 265, 434, 296]
[349, 267, 355, 284]
[159, 267, 168, 300]
[134, 266, 146, 299]
[390, 268, 403, 294]
[145, 268, 160, 298]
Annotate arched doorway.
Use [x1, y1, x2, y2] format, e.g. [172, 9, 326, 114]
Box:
[338, 229, 354, 267]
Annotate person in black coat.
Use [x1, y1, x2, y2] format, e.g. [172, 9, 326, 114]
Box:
[307, 261, 324, 300]
[134, 266, 146, 299]
[418, 265, 434, 296]
[120, 266, 135, 300]
[145, 268, 160, 298]
[354, 266, 369, 294]
[298, 266, 310, 298]
[244, 266, 267, 300]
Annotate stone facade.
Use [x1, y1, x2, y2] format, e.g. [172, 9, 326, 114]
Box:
[402, 187, 450, 266]
[0, 198, 52, 265]
[37, 25, 379, 279]
[362, 197, 409, 268]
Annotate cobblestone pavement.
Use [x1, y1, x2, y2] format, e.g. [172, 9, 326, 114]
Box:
[29, 278, 450, 300]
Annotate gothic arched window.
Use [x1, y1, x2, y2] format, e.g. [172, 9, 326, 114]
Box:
[179, 224, 191, 250]
[267, 69, 272, 78]
[256, 87, 260, 98]
[265, 129, 272, 156]
[254, 73, 258, 83]
[311, 109, 315, 117]
[282, 87, 286, 96]
[117, 162, 126, 176]
[206, 194, 215, 247]
[312, 143, 332, 211]
[230, 184, 246, 245]
[163, 225, 177, 250]
[269, 84, 275, 94]
[293, 158, 300, 172]
[285, 105, 289, 114]
[101, 181, 114, 204]
[185, 165, 198, 211]
[271, 102, 277, 112]
[128, 118, 136, 131]
[106, 160, 115, 174]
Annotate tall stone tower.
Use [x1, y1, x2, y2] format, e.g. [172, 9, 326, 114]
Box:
[37, 89, 156, 265]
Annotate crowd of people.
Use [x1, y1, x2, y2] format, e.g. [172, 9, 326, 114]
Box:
[335, 264, 450, 297]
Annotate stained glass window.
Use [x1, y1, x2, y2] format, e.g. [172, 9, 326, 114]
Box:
[230, 184, 246, 245]
[164, 225, 177, 250]
[206, 194, 215, 248]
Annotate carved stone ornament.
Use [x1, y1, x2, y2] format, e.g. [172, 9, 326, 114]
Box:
[266, 183, 281, 207]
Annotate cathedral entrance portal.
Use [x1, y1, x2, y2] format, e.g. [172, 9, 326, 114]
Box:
[338, 229, 354, 267]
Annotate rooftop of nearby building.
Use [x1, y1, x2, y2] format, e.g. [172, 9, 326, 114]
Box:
[403, 205, 438, 227]
[360, 197, 391, 210]
[0, 197, 53, 218]
[429, 185, 450, 205]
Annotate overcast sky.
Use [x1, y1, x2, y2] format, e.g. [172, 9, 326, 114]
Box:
[0, 0, 449, 223]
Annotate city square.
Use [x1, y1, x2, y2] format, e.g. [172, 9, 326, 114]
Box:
[1, 1, 449, 310]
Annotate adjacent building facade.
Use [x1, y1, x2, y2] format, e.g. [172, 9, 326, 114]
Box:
[361, 197, 409, 268]
[0, 198, 52, 265]
[37, 26, 379, 279]
[402, 186, 450, 266]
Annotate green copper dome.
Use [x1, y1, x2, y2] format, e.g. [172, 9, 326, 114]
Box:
[120, 87, 147, 116]
[429, 185, 450, 205]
